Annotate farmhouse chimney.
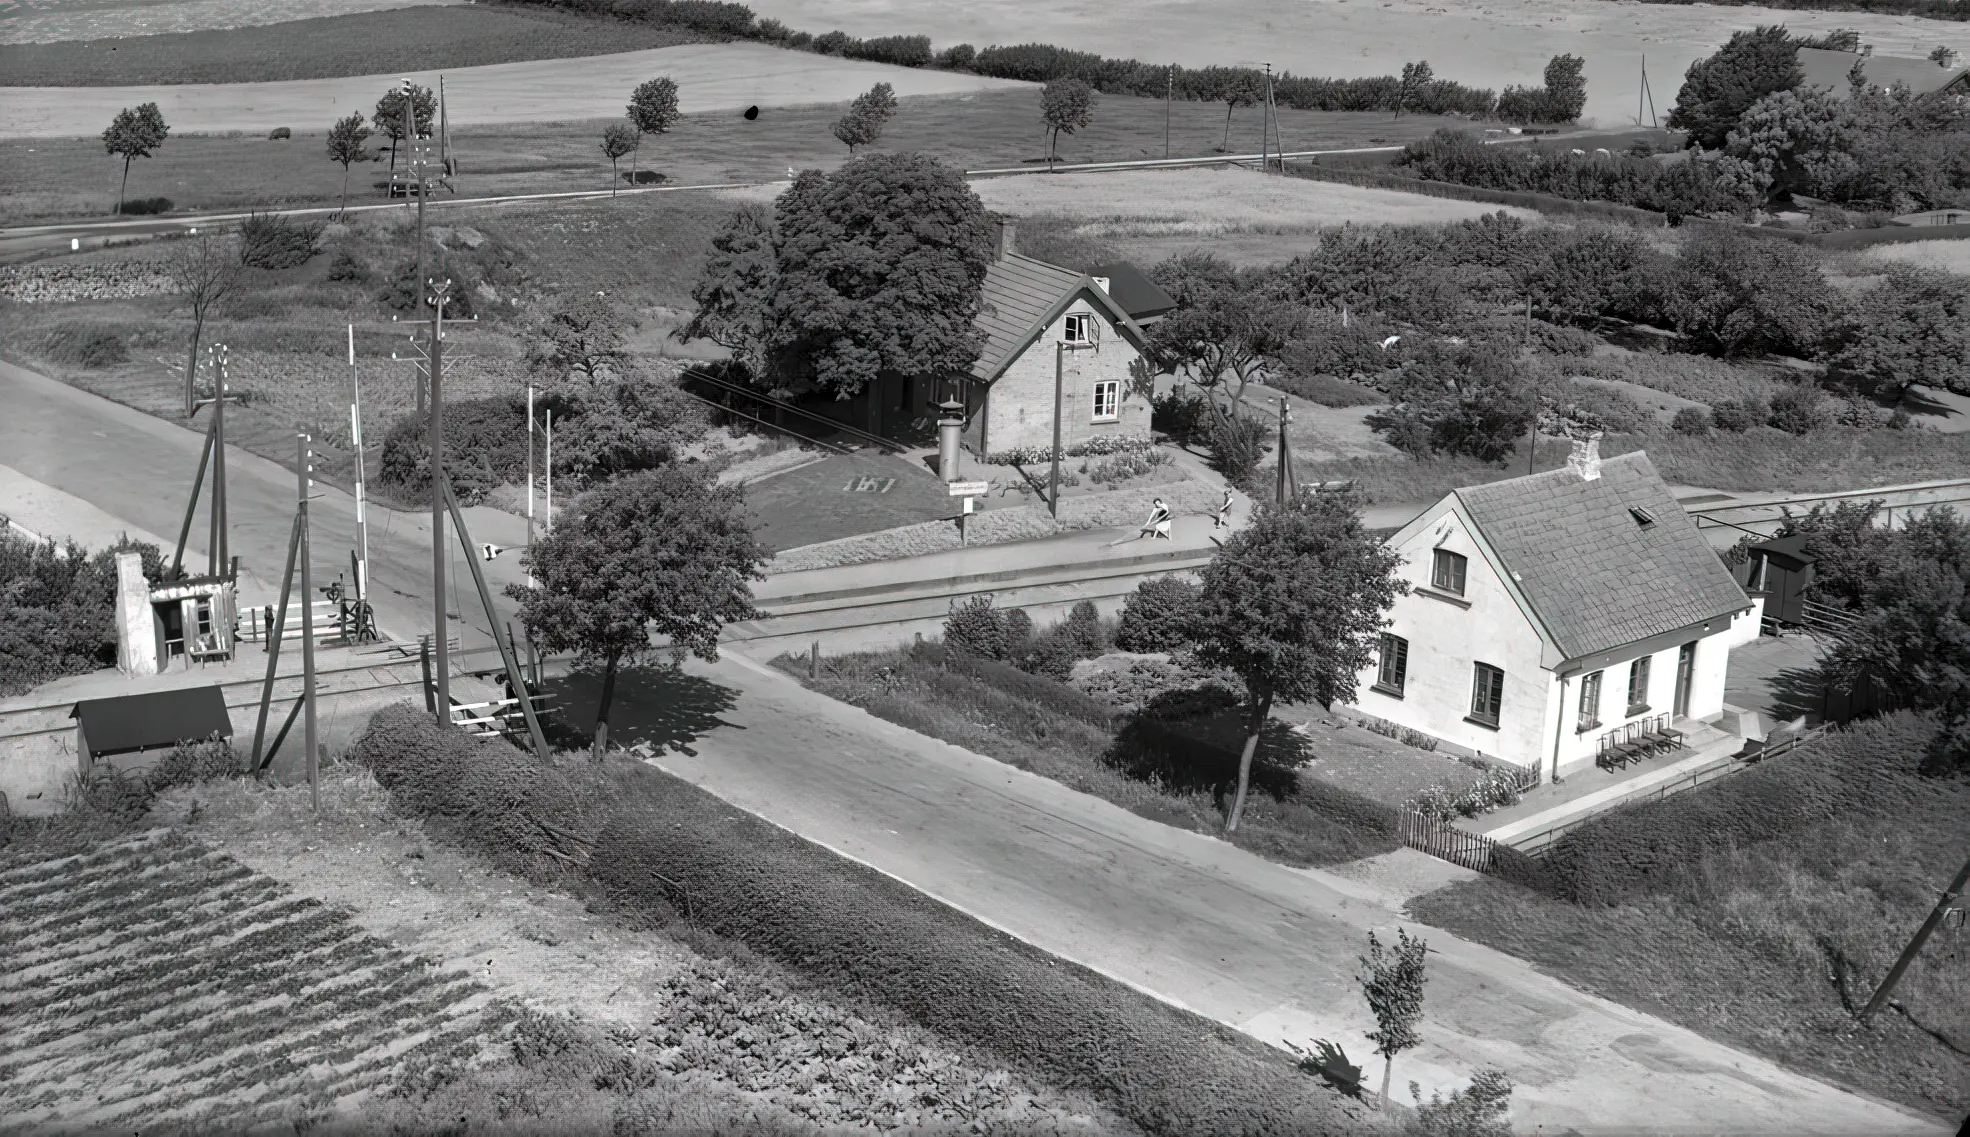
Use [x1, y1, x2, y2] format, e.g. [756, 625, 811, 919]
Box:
[1565, 432, 1604, 482]
[998, 218, 1017, 259]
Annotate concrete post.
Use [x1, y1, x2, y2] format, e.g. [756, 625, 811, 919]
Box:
[936, 398, 965, 482]
[114, 552, 157, 677]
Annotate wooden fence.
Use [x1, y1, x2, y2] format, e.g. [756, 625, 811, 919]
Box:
[1397, 809, 1505, 874]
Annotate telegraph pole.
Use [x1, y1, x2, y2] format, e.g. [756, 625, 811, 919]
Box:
[1859, 853, 1970, 1023]
[429, 279, 451, 722]
[405, 78, 429, 418]
[525, 384, 536, 588]
[1165, 66, 1173, 160]
[349, 324, 370, 602]
[297, 433, 320, 816]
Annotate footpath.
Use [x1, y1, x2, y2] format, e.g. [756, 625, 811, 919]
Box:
[645, 652, 1948, 1137]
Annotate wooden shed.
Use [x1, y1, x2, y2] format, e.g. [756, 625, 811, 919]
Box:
[1741, 534, 1815, 627]
[71, 685, 233, 776]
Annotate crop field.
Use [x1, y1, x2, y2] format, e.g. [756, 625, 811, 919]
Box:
[0, 827, 507, 1132]
[0, 0, 452, 45]
[1857, 238, 1970, 277]
[0, 6, 709, 86]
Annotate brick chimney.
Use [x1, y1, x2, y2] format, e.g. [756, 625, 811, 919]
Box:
[998, 217, 1017, 259]
[1565, 432, 1604, 482]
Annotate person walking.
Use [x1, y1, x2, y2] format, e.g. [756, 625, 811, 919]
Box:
[1140, 497, 1173, 540]
[1214, 486, 1235, 530]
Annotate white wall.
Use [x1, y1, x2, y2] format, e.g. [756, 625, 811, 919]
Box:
[1351, 506, 1550, 770]
[982, 293, 1150, 454]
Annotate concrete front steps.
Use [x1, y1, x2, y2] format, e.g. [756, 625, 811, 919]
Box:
[1473, 723, 1747, 856]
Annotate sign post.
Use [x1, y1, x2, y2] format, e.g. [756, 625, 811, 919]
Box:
[949, 481, 989, 547]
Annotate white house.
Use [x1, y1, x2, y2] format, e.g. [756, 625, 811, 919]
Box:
[957, 223, 1164, 457]
[1352, 439, 1762, 782]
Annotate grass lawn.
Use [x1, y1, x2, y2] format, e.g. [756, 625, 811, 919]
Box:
[1409, 714, 1970, 1121]
[0, 6, 710, 87]
[0, 88, 1469, 225]
[776, 643, 1416, 869]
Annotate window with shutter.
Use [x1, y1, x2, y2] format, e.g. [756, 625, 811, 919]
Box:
[1469, 662, 1504, 727]
[1375, 634, 1408, 696]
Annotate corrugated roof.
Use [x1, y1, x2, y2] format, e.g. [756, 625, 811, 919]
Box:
[1089, 262, 1179, 321]
[71, 685, 233, 757]
[970, 254, 1089, 382]
[1797, 48, 1970, 98]
[1455, 452, 1751, 661]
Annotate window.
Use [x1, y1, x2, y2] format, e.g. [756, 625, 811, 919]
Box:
[1577, 670, 1603, 732]
[1469, 662, 1504, 727]
[1375, 634, 1408, 697]
[1431, 549, 1468, 596]
[1627, 655, 1652, 716]
[1063, 313, 1094, 344]
[1091, 380, 1119, 422]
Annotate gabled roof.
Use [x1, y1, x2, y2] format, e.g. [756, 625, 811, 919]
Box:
[1088, 262, 1179, 321]
[71, 684, 233, 757]
[970, 254, 1148, 383]
[1450, 452, 1751, 662]
[1797, 47, 1970, 99]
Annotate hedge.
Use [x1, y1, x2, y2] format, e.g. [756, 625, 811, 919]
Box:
[1530, 712, 1940, 906]
[350, 705, 1370, 1135]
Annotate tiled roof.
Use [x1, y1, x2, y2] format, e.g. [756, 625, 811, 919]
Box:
[1455, 451, 1751, 661]
[1798, 48, 1970, 98]
[970, 254, 1089, 382]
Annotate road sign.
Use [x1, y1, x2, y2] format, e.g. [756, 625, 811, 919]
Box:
[948, 481, 990, 497]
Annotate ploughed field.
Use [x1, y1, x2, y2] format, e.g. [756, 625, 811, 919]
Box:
[0, 828, 508, 1131]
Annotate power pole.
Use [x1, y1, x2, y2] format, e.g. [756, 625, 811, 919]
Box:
[1165, 66, 1173, 160]
[405, 78, 428, 418]
[1049, 340, 1064, 519]
[429, 279, 451, 722]
[544, 408, 554, 534]
[297, 433, 320, 816]
[525, 383, 536, 589]
[211, 345, 228, 577]
[1859, 853, 1970, 1023]
[348, 324, 369, 602]
[1525, 297, 1537, 476]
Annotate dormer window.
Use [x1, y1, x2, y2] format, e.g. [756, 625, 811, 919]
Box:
[1063, 313, 1095, 344]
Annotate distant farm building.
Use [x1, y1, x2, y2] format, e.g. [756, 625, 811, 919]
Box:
[1796, 48, 1970, 100]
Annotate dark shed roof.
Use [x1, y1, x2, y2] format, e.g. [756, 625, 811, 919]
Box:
[71, 685, 233, 757]
[1088, 263, 1179, 321]
[1750, 533, 1814, 570]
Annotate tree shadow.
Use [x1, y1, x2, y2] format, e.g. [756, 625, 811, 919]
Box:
[539, 664, 740, 756]
[1766, 663, 1831, 724]
[1103, 687, 1306, 815]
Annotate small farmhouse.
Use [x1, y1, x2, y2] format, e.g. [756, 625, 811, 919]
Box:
[1351, 439, 1762, 782]
[1797, 47, 1970, 100]
[956, 223, 1162, 457]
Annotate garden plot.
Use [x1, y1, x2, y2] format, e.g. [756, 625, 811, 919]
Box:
[0, 827, 506, 1132]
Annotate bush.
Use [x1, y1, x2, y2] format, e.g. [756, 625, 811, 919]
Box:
[987, 436, 1155, 466]
[146, 734, 241, 790]
[115, 196, 173, 216]
[1082, 449, 1172, 485]
[1408, 1069, 1514, 1137]
[1390, 129, 1738, 216]
[1207, 410, 1267, 488]
[811, 29, 851, 54]
[326, 248, 372, 283]
[1708, 397, 1764, 433]
[942, 595, 1011, 661]
[1408, 765, 1525, 820]
[1, 529, 166, 696]
[238, 211, 325, 269]
[1766, 384, 1828, 435]
[844, 34, 932, 67]
[1151, 388, 1210, 442]
[1114, 576, 1199, 653]
[1670, 406, 1711, 436]
[1534, 713, 1938, 906]
[378, 396, 530, 504]
[34, 323, 128, 368]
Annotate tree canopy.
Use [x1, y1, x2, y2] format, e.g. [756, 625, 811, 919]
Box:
[508, 465, 767, 758]
[1040, 77, 1096, 161]
[1188, 491, 1406, 830]
[102, 102, 169, 214]
[1832, 267, 1970, 397]
[526, 294, 632, 382]
[1146, 253, 1307, 412]
[374, 84, 435, 170]
[325, 113, 372, 213]
[600, 120, 639, 191]
[832, 82, 898, 155]
[1667, 26, 1805, 151]
[1365, 338, 1535, 463]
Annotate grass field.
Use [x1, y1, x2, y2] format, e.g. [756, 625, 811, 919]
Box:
[1858, 238, 1970, 276]
[0, 826, 508, 1130]
[0, 0, 451, 45]
[0, 85, 1466, 224]
[0, 6, 709, 86]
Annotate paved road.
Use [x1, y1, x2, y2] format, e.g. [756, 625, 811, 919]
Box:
[625, 652, 1949, 1137]
[0, 358, 533, 662]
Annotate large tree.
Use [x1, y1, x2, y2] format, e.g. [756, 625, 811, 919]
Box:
[1193, 66, 1262, 151]
[374, 83, 435, 172]
[1665, 230, 1843, 359]
[1394, 61, 1434, 121]
[762, 156, 996, 410]
[1833, 267, 1970, 398]
[508, 465, 768, 760]
[1146, 253, 1306, 416]
[626, 76, 680, 187]
[1365, 338, 1535, 463]
[1667, 26, 1804, 151]
[679, 205, 779, 379]
[832, 82, 897, 155]
[1713, 86, 1861, 203]
[1040, 77, 1095, 164]
[325, 113, 372, 215]
[102, 102, 169, 216]
[1188, 491, 1406, 832]
[526, 294, 632, 382]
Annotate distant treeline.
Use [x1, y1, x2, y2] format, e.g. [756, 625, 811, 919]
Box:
[499, 0, 1588, 121]
[1636, 0, 1968, 20]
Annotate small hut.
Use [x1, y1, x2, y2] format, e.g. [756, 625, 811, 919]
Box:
[1739, 534, 1815, 627]
[71, 685, 232, 777]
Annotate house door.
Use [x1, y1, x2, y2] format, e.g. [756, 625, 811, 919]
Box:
[1673, 642, 1697, 718]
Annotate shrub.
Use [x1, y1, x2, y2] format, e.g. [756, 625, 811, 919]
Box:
[1001, 607, 1034, 652]
[1152, 388, 1210, 442]
[0, 529, 166, 696]
[987, 436, 1154, 466]
[942, 595, 1010, 660]
[1408, 765, 1524, 820]
[1708, 397, 1764, 433]
[115, 196, 173, 215]
[1114, 576, 1200, 653]
[1670, 406, 1711, 436]
[1061, 600, 1106, 656]
[812, 29, 852, 54]
[914, 641, 1119, 729]
[1766, 383, 1828, 435]
[1083, 449, 1172, 485]
[1534, 713, 1938, 906]
[1390, 129, 1738, 216]
[1207, 410, 1267, 488]
[1013, 630, 1080, 680]
[1408, 1069, 1514, 1137]
[378, 396, 532, 504]
[325, 248, 372, 283]
[238, 211, 325, 269]
[34, 323, 128, 368]
[1356, 714, 1438, 751]
[939, 43, 976, 69]
[147, 734, 241, 790]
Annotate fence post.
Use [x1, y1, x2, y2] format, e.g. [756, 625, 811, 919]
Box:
[420, 635, 435, 713]
[809, 640, 819, 680]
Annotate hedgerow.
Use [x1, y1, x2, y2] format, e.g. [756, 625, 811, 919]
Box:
[349, 706, 1371, 1135]
[1531, 712, 1940, 906]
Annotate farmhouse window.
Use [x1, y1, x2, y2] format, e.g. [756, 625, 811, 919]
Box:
[1063, 313, 1095, 344]
[1469, 662, 1504, 728]
[1627, 656, 1652, 716]
[1577, 670, 1603, 732]
[1092, 380, 1119, 422]
[1375, 634, 1408, 697]
[1431, 549, 1468, 596]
